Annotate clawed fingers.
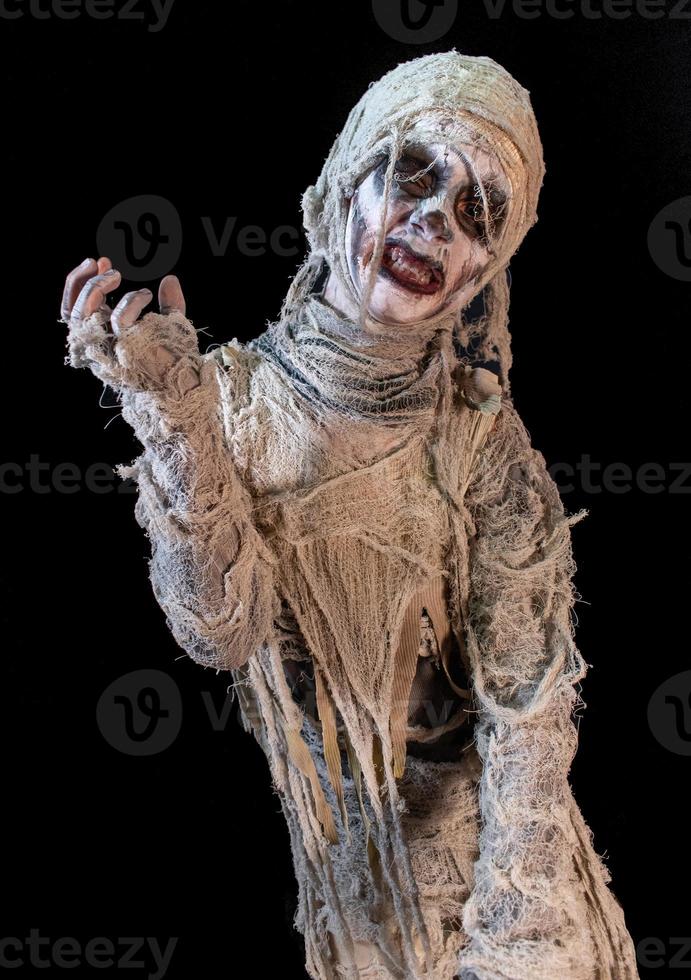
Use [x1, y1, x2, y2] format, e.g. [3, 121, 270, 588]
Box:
[71, 269, 122, 324]
[61, 256, 115, 321]
[63, 257, 185, 340]
[159, 275, 186, 316]
[61, 257, 98, 321]
[111, 289, 153, 336]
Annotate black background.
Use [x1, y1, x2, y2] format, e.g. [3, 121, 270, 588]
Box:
[3, 1, 690, 976]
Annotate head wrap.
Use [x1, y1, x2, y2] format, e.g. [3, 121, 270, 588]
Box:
[282, 50, 546, 394]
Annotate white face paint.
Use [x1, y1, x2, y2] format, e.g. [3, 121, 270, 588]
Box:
[343, 136, 510, 326]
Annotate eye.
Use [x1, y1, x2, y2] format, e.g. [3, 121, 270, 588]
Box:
[455, 190, 486, 239]
[455, 184, 508, 242]
[393, 154, 436, 198]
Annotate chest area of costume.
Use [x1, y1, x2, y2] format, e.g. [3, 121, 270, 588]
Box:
[257, 438, 453, 723]
[226, 353, 488, 725]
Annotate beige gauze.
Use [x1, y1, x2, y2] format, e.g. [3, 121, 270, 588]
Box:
[65, 51, 639, 980]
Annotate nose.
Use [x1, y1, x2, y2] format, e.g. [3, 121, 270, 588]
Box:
[410, 203, 453, 242]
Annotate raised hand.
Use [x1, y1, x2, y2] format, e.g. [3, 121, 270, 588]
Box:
[61, 256, 186, 331]
[59, 254, 279, 671]
[60, 257, 201, 393]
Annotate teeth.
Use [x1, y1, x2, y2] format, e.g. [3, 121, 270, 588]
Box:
[387, 246, 435, 286]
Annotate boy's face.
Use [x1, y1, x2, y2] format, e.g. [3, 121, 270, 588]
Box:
[344, 132, 509, 325]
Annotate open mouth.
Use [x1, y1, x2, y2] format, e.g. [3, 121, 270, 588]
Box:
[380, 239, 444, 295]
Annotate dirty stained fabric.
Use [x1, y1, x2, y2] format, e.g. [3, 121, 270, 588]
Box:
[64, 50, 638, 980]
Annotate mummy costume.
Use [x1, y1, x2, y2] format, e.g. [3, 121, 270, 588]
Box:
[64, 52, 638, 979]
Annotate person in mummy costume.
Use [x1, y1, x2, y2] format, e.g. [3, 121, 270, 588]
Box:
[60, 52, 638, 980]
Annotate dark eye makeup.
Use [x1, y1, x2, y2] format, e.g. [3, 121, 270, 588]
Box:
[392, 153, 437, 197]
[390, 151, 506, 243]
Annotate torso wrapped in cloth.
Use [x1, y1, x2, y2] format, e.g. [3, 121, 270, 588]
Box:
[204, 295, 637, 979]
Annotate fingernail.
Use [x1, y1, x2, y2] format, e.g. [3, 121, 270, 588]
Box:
[81, 257, 93, 267]
[103, 269, 118, 277]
